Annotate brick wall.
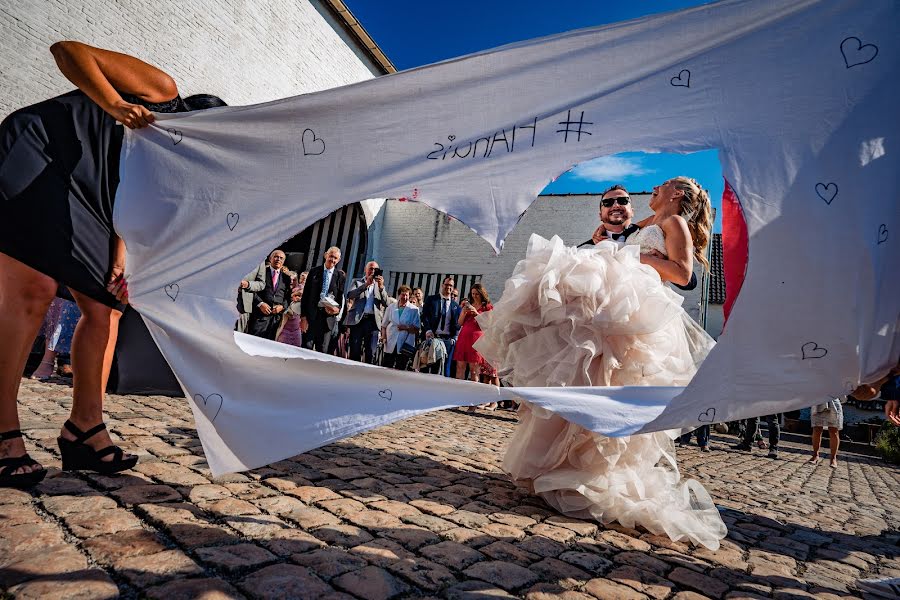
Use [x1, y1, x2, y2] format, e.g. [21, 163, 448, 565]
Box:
[1, 0, 382, 116]
[369, 194, 705, 323]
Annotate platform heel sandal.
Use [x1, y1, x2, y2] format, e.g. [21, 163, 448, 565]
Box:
[0, 430, 47, 488]
[57, 420, 138, 474]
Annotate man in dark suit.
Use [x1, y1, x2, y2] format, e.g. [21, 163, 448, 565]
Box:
[247, 250, 292, 340]
[421, 275, 462, 375]
[300, 246, 346, 352]
[579, 184, 697, 291]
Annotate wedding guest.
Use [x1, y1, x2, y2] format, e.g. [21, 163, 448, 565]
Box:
[421, 276, 461, 376]
[0, 41, 226, 486]
[300, 246, 345, 352]
[276, 271, 306, 347]
[455, 283, 495, 392]
[809, 398, 843, 468]
[678, 425, 710, 452]
[411, 287, 424, 309]
[237, 261, 267, 333]
[345, 261, 388, 363]
[381, 285, 420, 371]
[734, 414, 781, 458]
[31, 296, 82, 380]
[247, 250, 292, 340]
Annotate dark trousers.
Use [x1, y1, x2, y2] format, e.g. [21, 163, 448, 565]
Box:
[425, 336, 455, 375]
[743, 414, 781, 448]
[349, 314, 378, 363]
[679, 425, 710, 447]
[247, 313, 280, 340]
[304, 312, 330, 352]
[383, 351, 411, 371]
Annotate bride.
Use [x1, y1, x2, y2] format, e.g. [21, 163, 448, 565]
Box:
[475, 176, 727, 550]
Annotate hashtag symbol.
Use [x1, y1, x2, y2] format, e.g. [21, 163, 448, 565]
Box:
[556, 110, 593, 143]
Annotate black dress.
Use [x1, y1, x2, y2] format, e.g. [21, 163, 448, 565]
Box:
[0, 90, 186, 309]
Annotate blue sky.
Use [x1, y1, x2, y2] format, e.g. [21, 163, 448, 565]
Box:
[345, 0, 724, 229]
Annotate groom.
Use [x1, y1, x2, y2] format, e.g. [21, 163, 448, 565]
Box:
[581, 184, 697, 291]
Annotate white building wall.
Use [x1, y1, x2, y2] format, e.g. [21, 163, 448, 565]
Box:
[370, 194, 704, 322]
[1, 0, 382, 116]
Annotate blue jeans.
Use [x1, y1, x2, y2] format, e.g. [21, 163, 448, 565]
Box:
[679, 425, 710, 447]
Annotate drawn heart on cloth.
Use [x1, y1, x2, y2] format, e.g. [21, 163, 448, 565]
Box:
[841, 37, 878, 69]
[801, 342, 827, 360]
[670, 69, 691, 88]
[226, 212, 240, 231]
[878, 224, 888, 245]
[193, 393, 223, 423]
[448, 135, 456, 142]
[302, 128, 325, 155]
[165, 128, 183, 145]
[164, 283, 179, 301]
[815, 183, 838, 205]
[378, 389, 392, 402]
[698, 408, 716, 423]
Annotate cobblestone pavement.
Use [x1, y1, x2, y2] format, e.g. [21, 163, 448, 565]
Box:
[3, 378, 900, 599]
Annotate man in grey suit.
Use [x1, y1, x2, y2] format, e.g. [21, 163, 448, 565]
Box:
[345, 260, 389, 363]
[236, 260, 267, 333]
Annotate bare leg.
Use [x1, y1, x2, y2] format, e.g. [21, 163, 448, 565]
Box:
[468, 362, 479, 382]
[828, 427, 840, 468]
[31, 346, 57, 379]
[455, 361, 466, 380]
[0, 253, 57, 475]
[58, 290, 130, 462]
[808, 426, 822, 463]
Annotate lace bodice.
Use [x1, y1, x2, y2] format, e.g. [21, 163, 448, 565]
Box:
[625, 224, 667, 257]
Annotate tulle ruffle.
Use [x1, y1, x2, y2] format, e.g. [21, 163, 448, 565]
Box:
[477, 234, 726, 550]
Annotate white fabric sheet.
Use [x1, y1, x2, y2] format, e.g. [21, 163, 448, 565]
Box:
[116, 0, 899, 475]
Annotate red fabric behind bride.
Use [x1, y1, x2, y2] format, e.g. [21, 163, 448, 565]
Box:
[721, 179, 748, 325]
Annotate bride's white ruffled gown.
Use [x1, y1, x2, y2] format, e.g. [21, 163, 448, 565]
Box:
[475, 228, 727, 550]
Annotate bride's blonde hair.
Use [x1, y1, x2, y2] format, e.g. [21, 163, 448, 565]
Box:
[671, 176, 712, 271]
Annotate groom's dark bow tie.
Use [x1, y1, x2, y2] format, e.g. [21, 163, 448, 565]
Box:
[609, 224, 640, 241]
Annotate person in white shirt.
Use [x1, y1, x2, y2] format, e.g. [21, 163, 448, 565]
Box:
[421, 276, 462, 376]
[381, 285, 421, 371]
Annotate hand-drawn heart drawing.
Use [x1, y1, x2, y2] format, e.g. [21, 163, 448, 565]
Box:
[164, 283, 179, 301]
[878, 224, 888, 245]
[302, 128, 325, 155]
[448, 135, 456, 142]
[670, 69, 691, 88]
[165, 128, 183, 145]
[801, 342, 827, 360]
[698, 408, 716, 423]
[378, 389, 392, 402]
[226, 212, 240, 231]
[193, 393, 223, 422]
[841, 36, 878, 69]
[815, 182, 838, 205]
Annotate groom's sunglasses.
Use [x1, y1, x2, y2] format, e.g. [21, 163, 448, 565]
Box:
[601, 197, 630, 207]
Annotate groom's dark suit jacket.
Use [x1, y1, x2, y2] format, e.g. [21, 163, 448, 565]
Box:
[579, 224, 698, 291]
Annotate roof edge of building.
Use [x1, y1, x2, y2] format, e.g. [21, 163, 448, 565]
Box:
[322, 0, 397, 75]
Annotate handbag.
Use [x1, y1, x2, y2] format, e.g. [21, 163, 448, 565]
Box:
[399, 337, 418, 356]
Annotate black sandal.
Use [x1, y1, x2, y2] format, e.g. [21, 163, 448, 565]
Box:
[0, 430, 47, 488]
[57, 420, 138, 474]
